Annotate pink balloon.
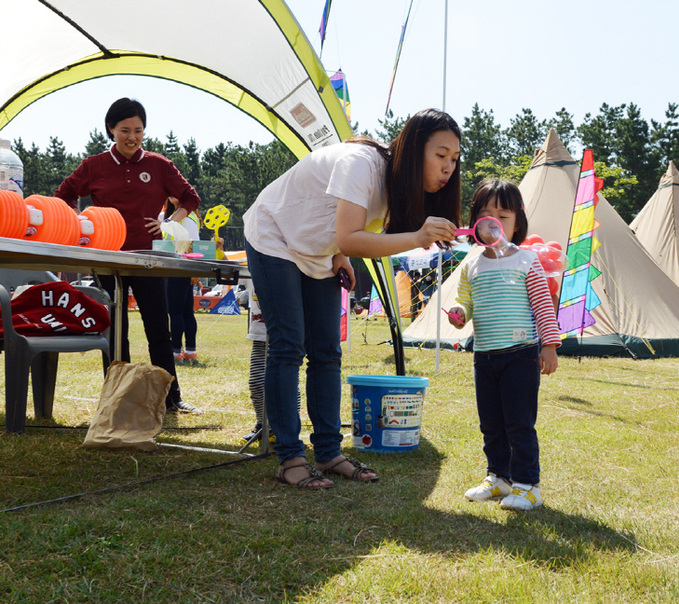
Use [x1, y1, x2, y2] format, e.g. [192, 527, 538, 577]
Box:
[524, 234, 544, 245]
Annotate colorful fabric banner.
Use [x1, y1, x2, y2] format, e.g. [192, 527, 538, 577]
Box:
[367, 284, 383, 318]
[330, 69, 350, 122]
[557, 149, 603, 338]
[318, 0, 332, 56]
[385, 0, 414, 115]
[340, 286, 348, 342]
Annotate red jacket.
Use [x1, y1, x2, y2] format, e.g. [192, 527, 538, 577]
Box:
[55, 145, 200, 250]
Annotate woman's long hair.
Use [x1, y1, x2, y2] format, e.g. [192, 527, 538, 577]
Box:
[347, 109, 461, 235]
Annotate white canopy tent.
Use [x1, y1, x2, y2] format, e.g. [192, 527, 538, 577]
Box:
[630, 161, 679, 286]
[0, 0, 352, 159]
[403, 129, 679, 358]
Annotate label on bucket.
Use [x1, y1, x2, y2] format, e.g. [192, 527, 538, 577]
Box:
[350, 383, 425, 453]
[382, 428, 420, 448]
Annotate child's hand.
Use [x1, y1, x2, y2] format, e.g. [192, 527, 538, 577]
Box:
[443, 306, 466, 327]
[540, 344, 559, 375]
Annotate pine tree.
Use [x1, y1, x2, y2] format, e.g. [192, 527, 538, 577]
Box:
[548, 108, 576, 153]
[577, 103, 624, 165]
[85, 128, 110, 156]
[505, 108, 547, 158]
[651, 102, 679, 177]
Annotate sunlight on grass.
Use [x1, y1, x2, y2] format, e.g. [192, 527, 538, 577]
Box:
[1, 312, 678, 603]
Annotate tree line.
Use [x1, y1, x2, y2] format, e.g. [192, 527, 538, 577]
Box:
[12, 101, 679, 246]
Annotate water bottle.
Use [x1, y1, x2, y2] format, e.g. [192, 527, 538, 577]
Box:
[0, 139, 23, 197]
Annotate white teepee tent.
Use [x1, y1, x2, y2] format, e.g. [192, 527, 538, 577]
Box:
[403, 129, 679, 358]
[630, 161, 679, 286]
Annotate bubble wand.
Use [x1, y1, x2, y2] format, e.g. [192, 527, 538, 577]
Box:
[203, 205, 231, 260]
[456, 216, 506, 248]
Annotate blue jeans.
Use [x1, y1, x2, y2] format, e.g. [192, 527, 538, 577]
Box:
[473, 343, 541, 485]
[245, 241, 343, 464]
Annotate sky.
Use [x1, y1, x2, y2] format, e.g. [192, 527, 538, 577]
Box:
[0, 0, 676, 156]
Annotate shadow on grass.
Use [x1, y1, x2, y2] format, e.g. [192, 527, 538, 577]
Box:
[557, 395, 592, 406]
[318, 439, 637, 566]
[577, 376, 662, 390]
[0, 428, 638, 603]
[554, 401, 644, 425]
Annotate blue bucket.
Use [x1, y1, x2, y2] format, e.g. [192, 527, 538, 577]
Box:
[347, 375, 429, 453]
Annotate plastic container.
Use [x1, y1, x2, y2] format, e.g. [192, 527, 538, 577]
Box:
[0, 190, 29, 238]
[347, 374, 429, 453]
[79, 206, 127, 250]
[0, 139, 24, 196]
[23, 195, 80, 245]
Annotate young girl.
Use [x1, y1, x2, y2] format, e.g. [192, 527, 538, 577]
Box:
[244, 108, 461, 489]
[446, 180, 560, 510]
[160, 196, 202, 366]
[242, 281, 300, 444]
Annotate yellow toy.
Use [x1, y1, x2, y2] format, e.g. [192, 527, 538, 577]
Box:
[204, 204, 231, 259]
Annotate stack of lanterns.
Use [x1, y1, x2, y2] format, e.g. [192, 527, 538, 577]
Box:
[520, 234, 568, 296]
[0, 191, 126, 251]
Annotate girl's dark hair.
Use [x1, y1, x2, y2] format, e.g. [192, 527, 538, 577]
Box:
[346, 108, 461, 234]
[467, 180, 528, 245]
[105, 98, 147, 140]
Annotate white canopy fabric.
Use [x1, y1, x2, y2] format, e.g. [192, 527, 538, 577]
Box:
[630, 161, 679, 286]
[403, 129, 679, 358]
[0, 0, 352, 159]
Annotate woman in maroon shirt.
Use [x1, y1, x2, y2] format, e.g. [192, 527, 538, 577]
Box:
[55, 97, 201, 414]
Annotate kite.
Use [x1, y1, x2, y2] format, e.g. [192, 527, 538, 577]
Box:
[340, 286, 348, 343]
[385, 0, 414, 115]
[557, 149, 603, 339]
[330, 69, 350, 122]
[318, 0, 332, 57]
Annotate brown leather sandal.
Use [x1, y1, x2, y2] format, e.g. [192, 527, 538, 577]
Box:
[276, 462, 333, 489]
[321, 457, 379, 483]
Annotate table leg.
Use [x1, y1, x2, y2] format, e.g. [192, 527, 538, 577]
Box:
[114, 272, 124, 362]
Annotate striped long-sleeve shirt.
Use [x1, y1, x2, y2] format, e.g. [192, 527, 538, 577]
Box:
[455, 249, 561, 353]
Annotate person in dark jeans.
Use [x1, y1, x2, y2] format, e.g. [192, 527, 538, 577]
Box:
[99, 274, 200, 413]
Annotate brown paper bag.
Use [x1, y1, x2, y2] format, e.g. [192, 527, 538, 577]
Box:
[83, 361, 174, 451]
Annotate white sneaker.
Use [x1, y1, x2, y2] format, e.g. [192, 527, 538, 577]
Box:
[464, 474, 512, 502]
[500, 483, 542, 510]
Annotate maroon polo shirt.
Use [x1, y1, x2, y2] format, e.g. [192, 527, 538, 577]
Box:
[55, 145, 200, 251]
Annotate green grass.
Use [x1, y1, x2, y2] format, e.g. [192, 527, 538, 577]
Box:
[1, 312, 678, 603]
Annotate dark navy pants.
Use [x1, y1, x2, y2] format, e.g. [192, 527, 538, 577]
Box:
[473, 343, 541, 485]
[100, 275, 181, 408]
[166, 276, 197, 353]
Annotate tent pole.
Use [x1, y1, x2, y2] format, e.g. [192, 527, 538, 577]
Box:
[442, 0, 448, 112]
[436, 0, 448, 370]
[435, 248, 443, 370]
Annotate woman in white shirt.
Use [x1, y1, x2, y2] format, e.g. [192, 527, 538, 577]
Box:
[244, 109, 462, 489]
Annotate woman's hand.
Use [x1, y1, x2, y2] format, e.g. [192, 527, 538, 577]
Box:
[145, 216, 163, 235]
[415, 216, 458, 249]
[332, 253, 355, 291]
